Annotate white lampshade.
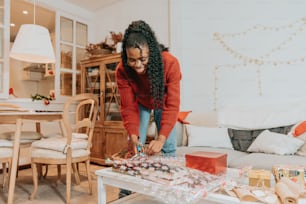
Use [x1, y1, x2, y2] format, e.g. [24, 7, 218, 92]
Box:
[10, 24, 55, 63]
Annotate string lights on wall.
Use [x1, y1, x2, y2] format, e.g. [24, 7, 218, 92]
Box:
[213, 17, 306, 110]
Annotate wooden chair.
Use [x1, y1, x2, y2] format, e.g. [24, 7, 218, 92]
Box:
[0, 141, 13, 189]
[0, 103, 43, 178]
[30, 93, 98, 204]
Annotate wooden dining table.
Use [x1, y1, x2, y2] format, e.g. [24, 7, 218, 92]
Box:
[0, 108, 63, 204]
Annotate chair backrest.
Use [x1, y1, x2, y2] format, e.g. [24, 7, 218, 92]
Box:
[62, 93, 99, 149]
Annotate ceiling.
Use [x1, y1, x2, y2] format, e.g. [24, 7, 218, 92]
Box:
[10, 0, 55, 42]
[64, 0, 119, 11]
[10, 0, 118, 42]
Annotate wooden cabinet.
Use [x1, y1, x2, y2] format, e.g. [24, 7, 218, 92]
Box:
[80, 53, 128, 165]
[103, 126, 127, 160]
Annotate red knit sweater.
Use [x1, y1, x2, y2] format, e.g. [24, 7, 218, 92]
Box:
[115, 51, 182, 138]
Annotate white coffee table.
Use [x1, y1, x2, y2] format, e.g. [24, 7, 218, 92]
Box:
[109, 193, 220, 204]
[95, 167, 260, 204]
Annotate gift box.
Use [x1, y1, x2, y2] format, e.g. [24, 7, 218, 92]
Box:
[248, 169, 273, 187]
[185, 151, 227, 175]
[272, 165, 305, 186]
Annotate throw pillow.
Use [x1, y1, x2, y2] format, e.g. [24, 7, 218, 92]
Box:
[291, 121, 306, 137]
[288, 121, 306, 156]
[186, 125, 233, 149]
[228, 129, 263, 152]
[228, 125, 294, 152]
[295, 133, 306, 156]
[177, 111, 192, 124]
[247, 130, 304, 155]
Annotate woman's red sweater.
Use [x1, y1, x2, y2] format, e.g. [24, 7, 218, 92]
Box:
[115, 51, 182, 138]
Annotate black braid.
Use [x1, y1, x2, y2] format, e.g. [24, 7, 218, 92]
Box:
[121, 20, 165, 108]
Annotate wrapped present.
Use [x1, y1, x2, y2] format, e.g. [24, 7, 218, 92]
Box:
[248, 169, 273, 187]
[272, 165, 305, 187]
[185, 151, 227, 175]
[112, 155, 224, 204]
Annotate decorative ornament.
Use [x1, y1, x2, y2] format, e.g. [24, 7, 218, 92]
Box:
[86, 31, 123, 57]
[9, 88, 18, 98]
[31, 93, 55, 105]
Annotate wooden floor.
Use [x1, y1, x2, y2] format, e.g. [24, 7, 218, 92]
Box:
[0, 163, 120, 204]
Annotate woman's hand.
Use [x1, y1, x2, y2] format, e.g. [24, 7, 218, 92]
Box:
[130, 134, 139, 154]
[146, 135, 166, 155]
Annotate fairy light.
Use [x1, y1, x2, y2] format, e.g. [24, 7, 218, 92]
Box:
[256, 66, 262, 96]
[213, 17, 306, 110]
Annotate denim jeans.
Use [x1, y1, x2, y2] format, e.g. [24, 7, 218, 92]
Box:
[138, 104, 177, 156]
[119, 105, 177, 198]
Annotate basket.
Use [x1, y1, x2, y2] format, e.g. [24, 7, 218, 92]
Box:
[88, 48, 112, 58]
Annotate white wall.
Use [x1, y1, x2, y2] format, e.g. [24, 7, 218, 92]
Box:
[10, 58, 54, 98]
[90, 0, 306, 113]
[38, 0, 96, 42]
[93, 0, 170, 47]
[170, 0, 306, 112]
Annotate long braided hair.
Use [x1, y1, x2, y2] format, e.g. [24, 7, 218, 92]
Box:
[121, 20, 165, 108]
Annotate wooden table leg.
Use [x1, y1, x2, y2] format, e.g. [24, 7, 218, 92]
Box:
[7, 118, 22, 204]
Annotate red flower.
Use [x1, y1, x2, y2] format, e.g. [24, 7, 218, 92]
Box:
[44, 99, 50, 105]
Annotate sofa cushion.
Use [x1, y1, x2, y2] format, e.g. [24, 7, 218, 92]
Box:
[176, 122, 185, 147]
[186, 125, 233, 149]
[185, 111, 218, 127]
[32, 148, 89, 159]
[247, 130, 304, 155]
[177, 111, 218, 147]
[0, 147, 13, 157]
[31, 137, 88, 152]
[218, 102, 306, 129]
[228, 152, 306, 170]
[287, 122, 306, 156]
[228, 125, 293, 152]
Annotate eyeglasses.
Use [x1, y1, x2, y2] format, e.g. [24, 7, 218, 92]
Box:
[127, 56, 149, 66]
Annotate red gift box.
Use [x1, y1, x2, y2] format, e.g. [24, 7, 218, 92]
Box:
[185, 151, 227, 175]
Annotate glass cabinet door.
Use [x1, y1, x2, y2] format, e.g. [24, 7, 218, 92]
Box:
[104, 60, 121, 122]
[81, 54, 121, 123]
[83, 64, 102, 120]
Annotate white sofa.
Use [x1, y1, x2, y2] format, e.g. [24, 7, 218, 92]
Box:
[175, 110, 306, 171]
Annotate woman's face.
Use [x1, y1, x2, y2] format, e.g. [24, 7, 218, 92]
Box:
[126, 45, 149, 75]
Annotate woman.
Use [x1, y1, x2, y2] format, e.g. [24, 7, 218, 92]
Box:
[116, 20, 182, 157]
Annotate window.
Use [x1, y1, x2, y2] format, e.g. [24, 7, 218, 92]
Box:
[59, 16, 88, 96]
